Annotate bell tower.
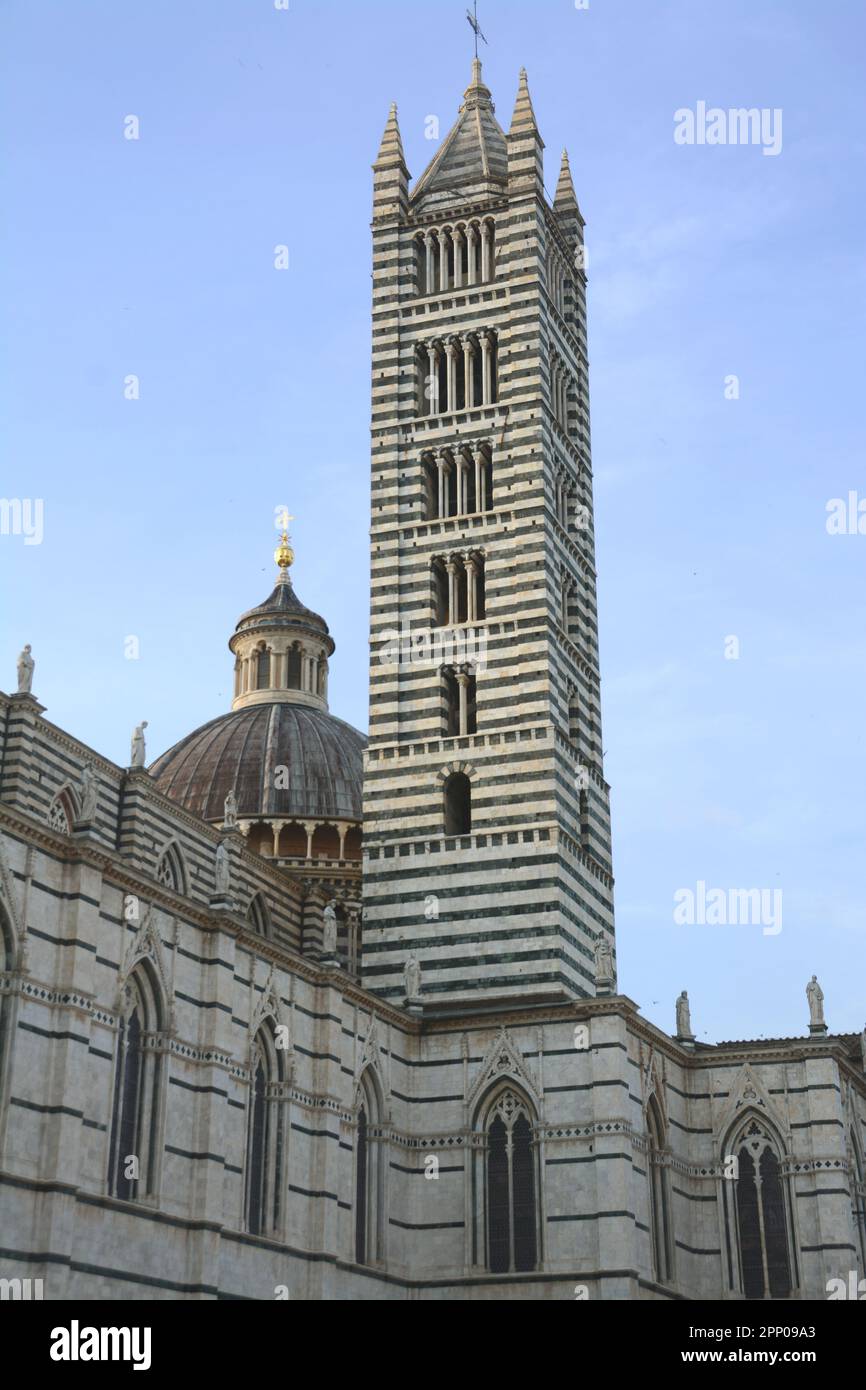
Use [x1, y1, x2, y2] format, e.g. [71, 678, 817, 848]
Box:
[362, 62, 614, 1009]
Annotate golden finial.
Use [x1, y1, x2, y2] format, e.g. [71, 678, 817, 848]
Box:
[274, 520, 294, 574]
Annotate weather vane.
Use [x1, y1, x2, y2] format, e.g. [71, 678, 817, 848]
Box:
[466, 1, 487, 60]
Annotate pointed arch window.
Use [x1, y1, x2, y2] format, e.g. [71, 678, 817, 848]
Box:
[481, 1088, 538, 1274]
[245, 1022, 286, 1237]
[247, 893, 271, 938]
[108, 964, 164, 1201]
[724, 1117, 793, 1299]
[155, 843, 185, 894]
[355, 1069, 384, 1266]
[646, 1095, 674, 1284]
[47, 788, 77, 834]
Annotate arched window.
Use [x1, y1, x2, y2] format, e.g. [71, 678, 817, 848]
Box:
[442, 667, 477, 737]
[480, 1087, 538, 1274]
[108, 963, 164, 1201]
[724, 1116, 793, 1299]
[355, 1068, 384, 1266]
[432, 559, 449, 628]
[47, 788, 77, 834]
[646, 1095, 674, 1283]
[155, 843, 185, 894]
[256, 647, 270, 690]
[286, 645, 302, 690]
[443, 771, 471, 835]
[414, 233, 426, 295]
[247, 893, 271, 938]
[245, 1023, 286, 1237]
[421, 453, 438, 520]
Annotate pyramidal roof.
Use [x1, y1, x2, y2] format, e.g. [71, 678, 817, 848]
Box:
[374, 101, 407, 170]
[412, 59, 507, 204]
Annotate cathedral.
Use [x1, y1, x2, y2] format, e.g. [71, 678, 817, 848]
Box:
[1, 60, 864, 1302]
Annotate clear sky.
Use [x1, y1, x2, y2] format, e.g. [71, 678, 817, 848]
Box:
[2, 0, 864, 1044]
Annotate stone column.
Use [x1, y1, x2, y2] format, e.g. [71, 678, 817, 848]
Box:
[473, 448, 482, 514]
[466, 557, 478, 623]
[337, 823, 348, 860]
[446, 560, 459, 627]
[481, 222, 492, 281]
[457, 458, 467, 516]
[446, 340, 459, 412]
[425, 232, 434, 294]
[426, 344, 439, 415]
[453, 228, 463, 288]
[302, 820, 318, 859]
[481, 333, 492, 405]
[439, 230, 449, 292]
[272, 821, 286, 857]
[467, 225, 478, 285]
[437, 457, 447, 518]
[463, 338, 474, 409]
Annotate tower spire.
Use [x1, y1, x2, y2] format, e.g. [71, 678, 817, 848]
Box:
[372, 102, 409, 220]
[508, 67, 539, 137]
[554, 149, 579, 211]
[374, 102, 406, 169]
[507, 67, 543, 194]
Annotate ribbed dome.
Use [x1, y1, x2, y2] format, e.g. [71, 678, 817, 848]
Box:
[235, 578, 330, 640]
[150, 702, 365, 822]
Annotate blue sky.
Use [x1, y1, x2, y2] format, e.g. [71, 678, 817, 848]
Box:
[2, 0, 864, 1042]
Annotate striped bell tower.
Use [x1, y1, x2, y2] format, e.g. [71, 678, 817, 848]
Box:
[362, 61, 615, 1010]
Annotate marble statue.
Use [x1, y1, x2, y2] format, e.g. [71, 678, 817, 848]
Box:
[676, 990, 692, 1038]
[79, 763, 98, 821]
[404, 954, 422, 1001]
[214, 841, 231, 897]
[806, 975, 825, 1028]
[594, 936, 614, 986]
[322, 900, 338, 957]
[223, 788, 238, 830]
[130, 721, 148, 769]
[17, 644, 34, 694]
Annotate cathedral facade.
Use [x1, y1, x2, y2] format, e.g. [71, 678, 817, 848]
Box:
[0, 62, 864, 1302]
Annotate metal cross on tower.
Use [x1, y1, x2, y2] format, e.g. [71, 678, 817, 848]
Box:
[466, 1, 488, 60]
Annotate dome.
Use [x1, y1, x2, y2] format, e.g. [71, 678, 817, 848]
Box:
[150, 702, 366, 823]
[235, 578, 331, 641]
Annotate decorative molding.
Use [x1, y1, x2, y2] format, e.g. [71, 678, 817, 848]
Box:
[118, 901, 175, 1032]
[466, 1026, 542, 1116]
